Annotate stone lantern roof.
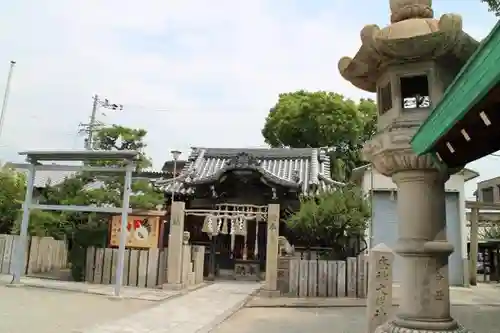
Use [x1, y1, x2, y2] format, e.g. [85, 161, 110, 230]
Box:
[338, 0, 479, 93]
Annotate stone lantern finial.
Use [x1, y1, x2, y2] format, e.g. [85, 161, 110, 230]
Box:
[390, 0, 433, 23]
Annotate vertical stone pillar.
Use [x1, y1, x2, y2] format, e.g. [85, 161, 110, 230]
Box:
[165, 201, 185, 289]
[181, 231, 191, 288]
[469, 207, 479, 286]
[377, 168, 460, 332]
[193, 245, 205, 285]
[262, 203, 280, 297]
[366, 243, 394, 333]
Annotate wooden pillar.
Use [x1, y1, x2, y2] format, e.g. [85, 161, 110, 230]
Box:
[469, 207, 479, 286]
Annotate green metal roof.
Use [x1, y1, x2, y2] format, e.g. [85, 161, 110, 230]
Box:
[411, 22, 500, 155]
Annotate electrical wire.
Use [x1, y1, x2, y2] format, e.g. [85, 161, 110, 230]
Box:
[114, 102, 263, 114]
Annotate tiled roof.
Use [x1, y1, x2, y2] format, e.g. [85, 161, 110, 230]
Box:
[157, 147, 344, 196]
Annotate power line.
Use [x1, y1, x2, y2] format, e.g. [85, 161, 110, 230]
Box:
[114, 102, 265, 114]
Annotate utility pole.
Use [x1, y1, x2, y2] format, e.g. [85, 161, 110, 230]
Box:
[0, 60, 16, 143]
[86, 95, 99, 150]
[79, 95, 123, 150]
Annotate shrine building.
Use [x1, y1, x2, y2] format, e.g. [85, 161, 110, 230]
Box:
[156, 147, 344, 280]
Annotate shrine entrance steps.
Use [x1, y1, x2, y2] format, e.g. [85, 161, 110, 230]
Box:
[79, 281, 261, 333]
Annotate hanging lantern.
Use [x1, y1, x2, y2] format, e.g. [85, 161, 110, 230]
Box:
[202, 215, 215, 234]
[233, 215, 247, 236]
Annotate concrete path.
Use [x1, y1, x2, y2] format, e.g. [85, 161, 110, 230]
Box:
[0, 274, 192, 301]
[79, 281, 261, 333]
[214, 306, 500, 333]
[0, 284, 153, 333]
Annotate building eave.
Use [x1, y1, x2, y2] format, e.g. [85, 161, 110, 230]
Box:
[411, 22, 500, 156]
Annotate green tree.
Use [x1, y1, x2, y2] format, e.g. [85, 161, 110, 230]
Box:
[0, 167, 26, 234]
[262, 91, 377, 181]
[286, 186, 371, 259]
[482, 0, 500, 16]
[93, 125, 152, 170]
[87, 125, 163, 210]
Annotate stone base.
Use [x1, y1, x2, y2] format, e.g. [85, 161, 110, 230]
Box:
[107, 295, 124, 301]
[162, 283, 183, 290]
[259, 289, 281, 298]
[375, 320, 472, 333]
[5, 283, 23, 288]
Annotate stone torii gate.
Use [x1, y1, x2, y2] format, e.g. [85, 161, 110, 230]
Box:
[164, 201, 281, 296]
[9, 149, 138, 298]
[467, 201, 500, 286]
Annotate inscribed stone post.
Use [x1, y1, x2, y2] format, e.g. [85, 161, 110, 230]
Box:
[193, 245, 205, 285]
[367, 243, 394, 333]
[262, 203, 280, 297]
[469, 207, 478, 286]
[165, 201, 185, 289]
[181, 231, 191, 287]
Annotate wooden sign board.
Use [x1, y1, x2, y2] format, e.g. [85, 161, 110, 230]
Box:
[108, 215, 160, 249]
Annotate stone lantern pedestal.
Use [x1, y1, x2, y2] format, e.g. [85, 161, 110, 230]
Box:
[365, 145, 466, 333]
[337, 1, 480, 331]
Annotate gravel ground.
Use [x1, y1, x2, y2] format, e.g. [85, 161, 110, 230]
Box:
[214, 305, 500, 333]
[0, 285, 156, 333]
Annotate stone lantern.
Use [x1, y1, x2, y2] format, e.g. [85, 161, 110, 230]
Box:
[338, 1, 479, 332]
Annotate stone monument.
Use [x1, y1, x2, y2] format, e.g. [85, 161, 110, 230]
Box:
[367, 244, 394, 333]
[338, 1, 479, 332]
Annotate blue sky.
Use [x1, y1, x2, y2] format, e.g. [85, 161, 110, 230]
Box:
[0, 0, 497, 198]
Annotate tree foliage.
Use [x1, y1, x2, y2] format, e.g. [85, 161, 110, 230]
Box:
[482, 0, 500, 16]
[262, 91, 377, 181]
[93, 125, 152, 170]
[286, 186, 371, 259]
[0, 167, 26, 234]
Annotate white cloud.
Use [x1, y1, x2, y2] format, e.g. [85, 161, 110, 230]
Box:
[0, 0, 496, 179]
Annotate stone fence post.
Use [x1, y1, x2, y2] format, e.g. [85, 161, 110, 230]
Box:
[165, 201, 185, 289]
[192, 245, 205, 285]
[181, 231, 191, 288]
[366, 243, 394, 333]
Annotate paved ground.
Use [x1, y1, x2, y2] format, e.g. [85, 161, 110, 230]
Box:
[80, 281, 260, 333]
[220, 284, 500, 333]
[0, 274, 187, 301]
[2, 271, 498, 333]
[214, 305, 500, 333]
[0, 285, 154, 333]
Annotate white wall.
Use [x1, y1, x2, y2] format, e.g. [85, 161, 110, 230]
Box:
[360, 168, 468, 260]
